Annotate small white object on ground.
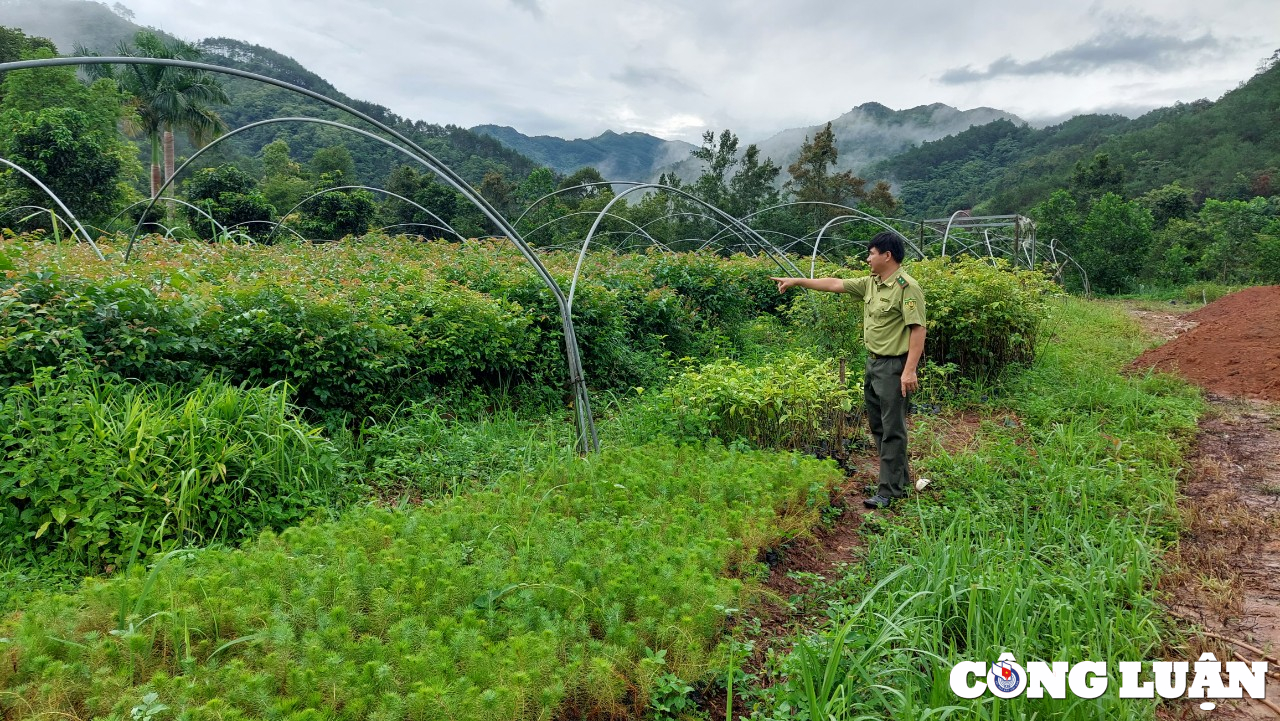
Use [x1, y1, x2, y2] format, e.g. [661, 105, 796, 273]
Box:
[915, 478, 931, 492]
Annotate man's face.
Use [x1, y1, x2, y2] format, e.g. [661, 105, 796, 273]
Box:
[867, 247, 891, 274]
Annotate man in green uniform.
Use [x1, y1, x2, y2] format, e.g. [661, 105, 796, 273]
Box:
[771, 231, 927, 508]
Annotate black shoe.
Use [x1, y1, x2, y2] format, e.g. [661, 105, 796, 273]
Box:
[863, 495, 893, 509]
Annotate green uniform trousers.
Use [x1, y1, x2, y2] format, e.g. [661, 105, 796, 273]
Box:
[865, 355, 911, 499]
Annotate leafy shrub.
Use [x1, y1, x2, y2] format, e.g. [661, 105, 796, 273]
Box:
[0, 365, 345, 567]
[291, 173, 377, 240]
[912, 257, 1059, 379]
[651, 251, 758, 328]
[656, 351, 857, 450]
[0, 272, 208, 387]
[208, 285, 407, 413]
[183, 165, 276, 240]
[790, 257, 1060, 380]
[784, 286, 867, 362]
[0, 236, 813, 417]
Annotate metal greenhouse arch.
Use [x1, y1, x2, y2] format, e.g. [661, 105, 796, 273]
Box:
[0, 56, 599, 453]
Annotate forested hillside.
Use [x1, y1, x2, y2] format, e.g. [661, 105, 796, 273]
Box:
[0, 1, 538, 187]
[194, 38, 538, 185]
[472, 125, 697, 181]
[872, 54, 1280, 217]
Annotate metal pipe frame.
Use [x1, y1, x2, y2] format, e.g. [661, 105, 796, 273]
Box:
[0, 205, 84, 242]
[375, 223, 462, 240]
[103, 197, 229, 240]
[270, 184, 464, 244]
[518, 181, 781, 265]
[519, 209, 667, 254]
[699, 202, 924, 260]
[226, 220, 308, 243]
[0, 56, 597, 453]
[0, 157, 102, 259]
[566, 183, 801, 310]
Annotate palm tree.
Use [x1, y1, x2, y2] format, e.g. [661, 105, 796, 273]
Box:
[82, 31, 229, 199]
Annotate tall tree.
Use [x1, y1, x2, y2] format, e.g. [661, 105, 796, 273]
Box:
[690, 129, 740, 209]
[1077, 192, 1153, 293]
[1068, 152, 1124, 207]
[786, 122, 867, 225]
[725, 144, 780, 218]
[81, 31, 229, 198]
[259, 139, 309, 211]
[0, 49, 138, 226]
[309, 145, 355, 181]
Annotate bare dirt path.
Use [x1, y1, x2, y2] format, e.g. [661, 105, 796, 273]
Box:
[1128, 297, 1280, 719]
[713, 411, 984, 714]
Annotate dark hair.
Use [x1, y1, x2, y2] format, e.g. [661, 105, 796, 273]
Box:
[868, 231, 905, 263]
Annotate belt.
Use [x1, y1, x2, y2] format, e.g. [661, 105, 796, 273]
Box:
[868, 352, 907, 360]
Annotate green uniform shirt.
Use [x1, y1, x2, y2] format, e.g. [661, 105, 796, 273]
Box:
[841, 268, 926, 356]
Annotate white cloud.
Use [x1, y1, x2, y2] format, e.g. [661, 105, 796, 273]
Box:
[109, 0, 1280, 142]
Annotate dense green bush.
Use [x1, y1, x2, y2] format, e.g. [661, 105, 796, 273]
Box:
[656, 351, 857, 450]
[183, 165, 276, 240]
[209, 285, 407, 414]
[0, 272, 208, 387]
[0, 365, 345, 568]
[791, 256, 1060, 380]
[912, 257, 1060, 378]
[11, 237, 1028, 421]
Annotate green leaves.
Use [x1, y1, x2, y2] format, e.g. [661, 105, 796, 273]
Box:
[0, 441, 839, 721]
[659, 351, 857, 451]
[0, 364, 345, 567]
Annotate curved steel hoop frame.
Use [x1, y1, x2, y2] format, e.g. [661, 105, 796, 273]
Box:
[125, 116, 471, 256]
[376, 223, 463, 240]
[519, 209, 671, 255]
[699, 201, 923, 259]
[0, 205, 86, 242]
[270, 184, 465, 244]
[0, 157, 103, 259]
[0, 56, 598, 453]
[561, 182, 802, 309]
[518, 182, 785, 263]
[108, 196, 233, 242]
[516, 181, 801, 300]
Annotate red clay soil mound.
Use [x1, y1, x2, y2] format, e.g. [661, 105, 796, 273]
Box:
[1131, 285, 1280, 401]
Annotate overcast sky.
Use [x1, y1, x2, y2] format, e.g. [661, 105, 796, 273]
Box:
[117, 0, 1279, 143]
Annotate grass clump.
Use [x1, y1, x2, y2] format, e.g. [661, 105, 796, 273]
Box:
[0, 364, 346, 571]
[753, 298, 1204, 720]
[0, 442, 841, 721]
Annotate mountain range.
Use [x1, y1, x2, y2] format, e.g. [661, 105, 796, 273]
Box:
[471, 126, 697, 182]
[0, 0, 1028, 190]
[2, 0, 1276, 216]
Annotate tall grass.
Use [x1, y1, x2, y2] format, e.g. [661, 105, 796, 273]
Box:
[352, 401, 577, 497]
[759, 298, 1203, 720]
[0, 365, 347, 569]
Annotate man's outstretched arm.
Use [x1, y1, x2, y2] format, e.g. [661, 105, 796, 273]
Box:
[770, 277, 847, 293]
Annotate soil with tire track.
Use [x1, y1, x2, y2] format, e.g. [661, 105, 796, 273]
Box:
[1129, 291, 1280, 719]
